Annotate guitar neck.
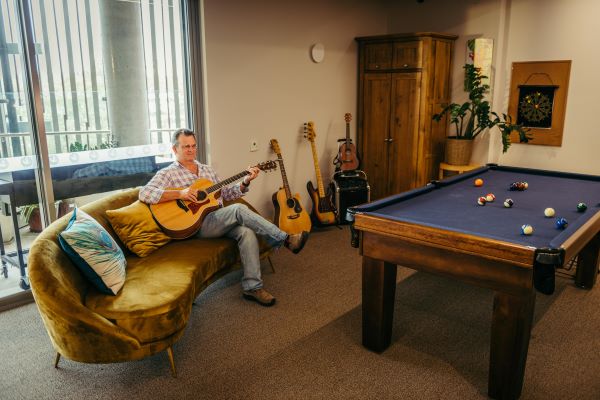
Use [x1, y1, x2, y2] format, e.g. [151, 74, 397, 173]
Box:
[345, 122, 351, 145]
[309, 140, 326, 198]
[275, 154, 293, 200]
[206, 170, 249, 193]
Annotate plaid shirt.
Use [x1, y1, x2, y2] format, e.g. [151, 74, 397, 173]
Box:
[139, 160, 245, 204]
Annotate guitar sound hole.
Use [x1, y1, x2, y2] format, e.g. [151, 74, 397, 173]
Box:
[286, 198, 295, 208]
[197, 191, 207, 201]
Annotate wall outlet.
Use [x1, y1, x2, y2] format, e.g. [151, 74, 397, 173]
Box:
[250, 139, 258, 152]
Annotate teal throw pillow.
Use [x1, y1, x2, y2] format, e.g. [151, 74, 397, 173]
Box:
[58, 207, 127, 295]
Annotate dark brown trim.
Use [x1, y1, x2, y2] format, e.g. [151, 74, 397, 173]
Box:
[0, 290, 34, 313]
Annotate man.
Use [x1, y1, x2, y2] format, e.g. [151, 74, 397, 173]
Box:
[140, 128, 308, 307]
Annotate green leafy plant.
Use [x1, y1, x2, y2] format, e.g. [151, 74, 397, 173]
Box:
[69, 135, 118, 152]
[433, 64, 532, 152]
[18, 204, 39, 223]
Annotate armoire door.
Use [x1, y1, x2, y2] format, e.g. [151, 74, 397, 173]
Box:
[362, 73, 391, 200]
[387, 72, 421, 195]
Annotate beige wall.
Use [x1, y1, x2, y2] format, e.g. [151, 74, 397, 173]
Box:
[498, 0, 600, 174]
[202, 0, 388, 216]
[203, 0, 600, 217]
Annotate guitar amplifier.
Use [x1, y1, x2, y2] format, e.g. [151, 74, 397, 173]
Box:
[330, 170, 370, 224]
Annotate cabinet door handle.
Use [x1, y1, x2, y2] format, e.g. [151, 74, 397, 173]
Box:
[384, 138, 394, 143]
[403, 63, 409, 68]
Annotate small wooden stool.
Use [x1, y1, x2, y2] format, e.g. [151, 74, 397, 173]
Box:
[438, 162, 480, 180]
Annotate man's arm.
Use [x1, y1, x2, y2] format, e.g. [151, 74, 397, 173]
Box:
[140, 167, 200, 204]
[139, 170, 177, 204]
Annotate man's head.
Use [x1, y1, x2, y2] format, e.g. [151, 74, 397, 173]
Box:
[172, 128, 197, 163]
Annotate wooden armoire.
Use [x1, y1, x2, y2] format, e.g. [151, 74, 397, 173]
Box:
[355, 32, 457, 200]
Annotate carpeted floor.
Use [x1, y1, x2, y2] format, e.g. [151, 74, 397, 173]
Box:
[0, 226, 598, 399]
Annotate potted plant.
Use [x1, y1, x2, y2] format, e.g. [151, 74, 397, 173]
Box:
[433, 64, 532, 165]
[19, 204, 43, 233]
[18, 200, 72, 233]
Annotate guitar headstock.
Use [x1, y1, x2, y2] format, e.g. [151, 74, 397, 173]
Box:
[344, 113, 352, 123]
[303, 121, 316, 142]
[255, 160, 278, 172]
[269, 139, 281, 155]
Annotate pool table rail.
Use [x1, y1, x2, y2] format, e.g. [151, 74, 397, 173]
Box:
[354, 213, 536, 267]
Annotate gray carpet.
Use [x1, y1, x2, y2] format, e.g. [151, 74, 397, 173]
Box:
[0, 226, 599, 399]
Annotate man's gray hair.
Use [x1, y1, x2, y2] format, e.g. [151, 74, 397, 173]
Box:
[172, 128, 195, 146]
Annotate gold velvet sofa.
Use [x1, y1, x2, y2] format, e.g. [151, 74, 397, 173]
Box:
[28, 188, 271, 376]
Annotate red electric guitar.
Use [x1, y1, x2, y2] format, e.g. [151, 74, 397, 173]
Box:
[336, 113, 360, 171]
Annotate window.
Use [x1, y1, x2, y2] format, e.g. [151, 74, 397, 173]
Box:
[0, 0, 197, 300]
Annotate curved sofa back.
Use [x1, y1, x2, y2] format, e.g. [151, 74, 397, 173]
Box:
[27, 188, 159, 362]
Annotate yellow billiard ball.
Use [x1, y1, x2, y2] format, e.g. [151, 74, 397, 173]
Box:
[521, 224, 534, 235]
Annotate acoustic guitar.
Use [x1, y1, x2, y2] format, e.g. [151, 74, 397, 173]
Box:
[270, 139, 312, 234]
[304, 121, 336, 226]
[336, 113, 360, 171]
[150, 160, 278, 239]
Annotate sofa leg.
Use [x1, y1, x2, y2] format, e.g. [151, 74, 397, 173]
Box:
[54, 352, 61, 368]
[166, 347, 177, 377]
[267, 256, 276, 273]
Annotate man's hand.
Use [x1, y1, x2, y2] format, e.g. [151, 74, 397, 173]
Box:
[179, 187, 197, 202]
[244, 166, 260, 184]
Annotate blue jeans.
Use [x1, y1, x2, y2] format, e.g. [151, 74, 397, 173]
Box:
[198, 203, 288, 291]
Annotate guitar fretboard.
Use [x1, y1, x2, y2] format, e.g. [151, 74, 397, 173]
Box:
[205, 171, 250, 194]
[345, 122, 351, 146]
[275, 154, 292, 200]
[309, 140, 326, 198]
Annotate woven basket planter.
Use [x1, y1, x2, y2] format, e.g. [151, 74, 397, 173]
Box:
[445, 137, 473, 165]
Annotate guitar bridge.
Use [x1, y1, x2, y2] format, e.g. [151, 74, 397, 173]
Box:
[287, 214, 300, 220]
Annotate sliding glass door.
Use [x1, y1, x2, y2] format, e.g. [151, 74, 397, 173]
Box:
[1, 0, 193, 299]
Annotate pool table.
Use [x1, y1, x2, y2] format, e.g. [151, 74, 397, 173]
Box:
[348, 165, 600, 399]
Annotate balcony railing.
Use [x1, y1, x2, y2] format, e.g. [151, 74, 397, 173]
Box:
[0, 129, 172, 158]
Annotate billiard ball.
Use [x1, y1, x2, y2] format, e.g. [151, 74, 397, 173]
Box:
[474, 178, 484, 187]
[504, 198, 514, 208]
[555, 217, 568, 229]
[521, 224, 534, 235]
[577, 202, 587, 212]
[544, 207, 555, 217]
[485, 193, 495, 202]
[509, 182, 527, 191]
[477, 196, 487, 206]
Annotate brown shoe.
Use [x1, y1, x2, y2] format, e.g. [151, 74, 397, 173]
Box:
[243, 288, 276, 307]
[285, 231, 309, 254]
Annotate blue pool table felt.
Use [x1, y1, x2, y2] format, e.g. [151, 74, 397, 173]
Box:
[367, 169, 600, 249]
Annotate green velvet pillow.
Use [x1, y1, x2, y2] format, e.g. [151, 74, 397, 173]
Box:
[106, 201, 171, 257]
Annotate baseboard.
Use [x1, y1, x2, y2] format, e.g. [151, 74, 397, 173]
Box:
[0, 290, 34, 313]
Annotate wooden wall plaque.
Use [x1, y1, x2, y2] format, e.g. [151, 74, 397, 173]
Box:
[507, 60, 571, 147]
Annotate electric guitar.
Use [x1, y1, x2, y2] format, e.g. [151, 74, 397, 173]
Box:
[336, 113, 360, 171]
[270, 139, 312, 234]
[304, 122, 336, 226]
[150, 160, 278, 239]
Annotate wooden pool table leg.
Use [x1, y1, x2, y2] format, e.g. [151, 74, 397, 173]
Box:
[488, 289, 536, 400]
[575, 233, 599, 289]
[362, 257, 397, 352]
